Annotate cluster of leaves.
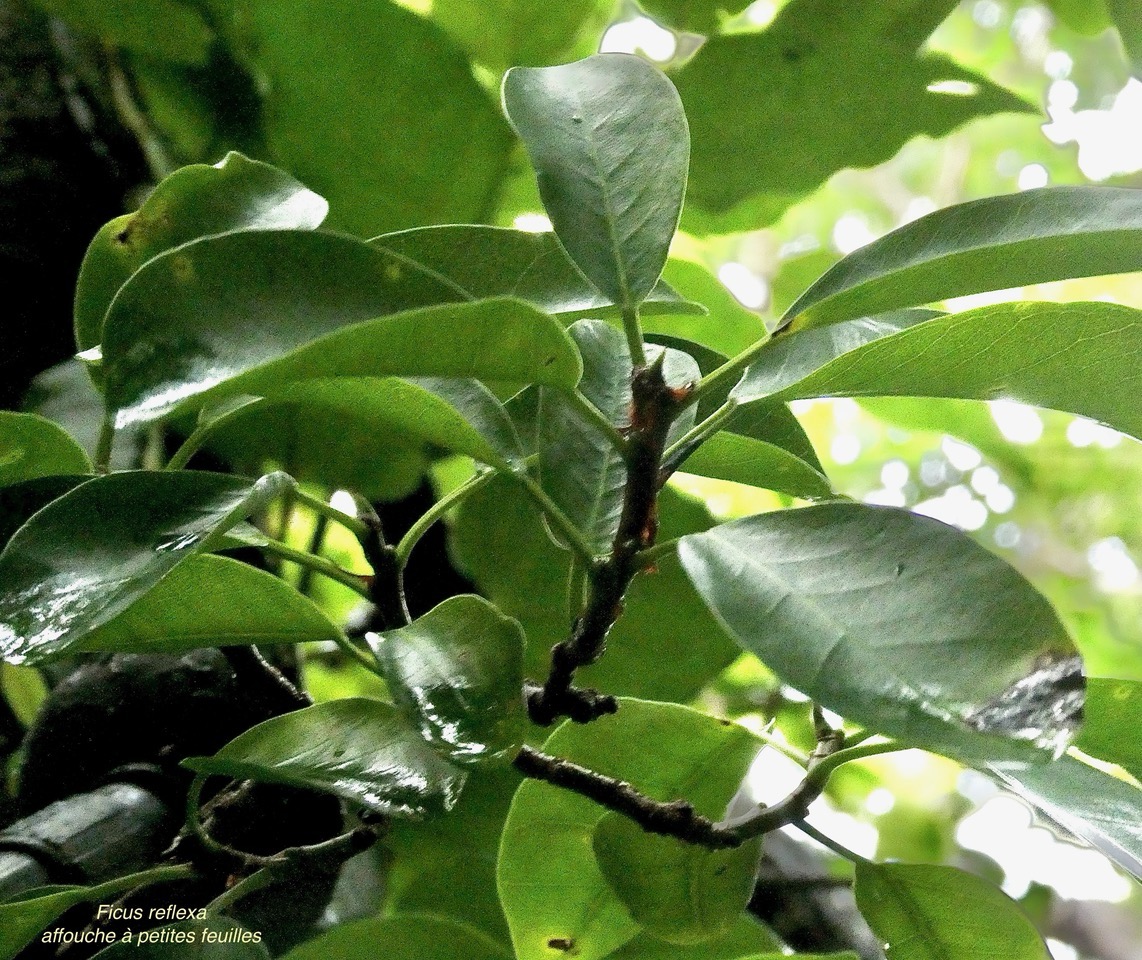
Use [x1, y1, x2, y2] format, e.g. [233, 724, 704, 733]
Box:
[3, 2, 1142, 959]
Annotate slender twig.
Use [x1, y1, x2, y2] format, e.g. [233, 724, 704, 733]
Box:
[622, 304, 647, 367]
[165, 421, 213, 471]
[107, 52, 174, 180]
[395, 469, 494, 569]
[296, 514, 329, 597]
[516, 473, 597, 567]
[258, 538, 371, 598]
[660, 399, 739, 479]
[205, 867, 276, 917]
[292, 487, 369, 539]
[794, 819, 871, 865]
[221, 646, 311, 714]
[566, 388, 628, 456]
[95, 412, 116, 475]
[685, 333, 774, 410]
[634, 536, 680, 570]
[355, 499, 411, 629]
[332, 632, 385, 675]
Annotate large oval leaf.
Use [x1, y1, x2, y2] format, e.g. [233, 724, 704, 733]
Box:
[502, 54, 689, 309]
[678, 503, 1082, 761]
[100, 230, 581, 425]
[497, 699, 760, 960]
[0, 471, 292, 664]
[370, 226, 696, 319]
[0, 476, 90, 552]
[1076, 678, 1142, 782]
[283, 913, 510, 960]
[607, 916, 787, 960]
[74, 555, 340, 657]
[89, 918, 269, 960]
[75, 152, 327, 351]
[677, 431, 833, 501]
[783, 187, 1142, 330]
[855, 862, 1050, 960]
[184, 698, 466, 818]
[0, 412, 91, 487]
[367, 595, 526, 765]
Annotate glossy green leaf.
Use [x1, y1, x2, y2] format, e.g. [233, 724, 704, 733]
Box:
[453, 478, 742, 703]
[607, 916, 786, 960]
[100, 229, 582, 426]
[593, 813, 760, 945]
[498, 700, 761, 960]
[75, 555, 340, 656]
[677, 431, 833, 500]
[0, 476, 89, 552]
[432, 0, 599, 71]
[204, 377, 524, 475]
[782, 187, 1142, 331]
[740, 302, 1142, 445]
[675, 0, 1029, 233]
[90, 918, 269, 959]
[1076, 678, 1142, 781]
[0, 412, 91, 487]
[33, 0, 212, 64]
[502, 54, 689, 309]
[284, 913, 509, 960]
[224, 0, 513, 236]
[987, 756, 1142, 881]
[678, 502, 1082, 760]
[367, 595, 526, 765]
[0, 470, 292, 664]
[75, 152, 327, 351]
[369, 225, 697, 320]
[184, 698, 466, 818]
[855, 862, 1050, 960]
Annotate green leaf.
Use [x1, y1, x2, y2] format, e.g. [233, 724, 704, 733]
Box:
[100, 229, 582, 426]
[677, 431, 833, 500]
[369, 225, 698, 320]
[367, 595, 526, 765]
[1109, 0, 1142, 75]
[593, 814, 760, 945]
[75, 152, 327, 352]
[284, 913, 509, 960]
[678, 502, 1082, 760]
[502, 54, 689, 309]
[452, 478, 742, 703]
[987, 756, 1142, 881]
[184, 698, 466, 818]
[0, 412, 91, 487]
[75, 554, 340, 656]
[1076, 678, 1142, 782]
[225, 0, 513, 236]
[740, 302, 1142, 445]
[782, 187, 1142, 331]
[33, 0, 212, 64]
[432, 0, 600, 71]
[0, 476, 89, 552]
[675, 0, 1030, 233]
[607, 916, 787, 959]
[0, 470, 292, 664]
[639, 0, 752, 33]
[204, 377, 524, 476]
[90, 918, 269, 959]
[855, 862, 1050, 960]
[497, 700, 761, 960]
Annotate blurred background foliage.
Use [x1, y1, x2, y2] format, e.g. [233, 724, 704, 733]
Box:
[12, 0, 1142, 956]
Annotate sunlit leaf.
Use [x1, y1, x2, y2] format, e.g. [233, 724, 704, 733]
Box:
[0, 412, 91, 487]
[283, 913, 509, 960]
[89, 918, 268, 959]
[1076, 678, 1142, 782]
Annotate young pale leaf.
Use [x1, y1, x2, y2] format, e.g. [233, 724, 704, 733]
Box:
[607, 915, 788, 960]
[370, 226, 697, 319]
[678, 503, 1082, 761]
[88, 919, 268, 959]
[367, 595, 526, 765]
[184, 699, 466, 818]
[782, 187, 1142, 331]
[1076, 678, 1142, 782]
[0, 471, 292, 664]
[283, 913, 510, 960]
[986, 756, 1142, 882]
[593, 813, 760, 945]
[676, 432, 833, 501]
[855, 863, 1050, 960]
[74, 555, 341, 656]
[0, 412, 91, 487]
[498, 700, 760, 960]
[742, 302, 1142, 444]
[74, 152, 327, 351]
[502, 54, 689, 309]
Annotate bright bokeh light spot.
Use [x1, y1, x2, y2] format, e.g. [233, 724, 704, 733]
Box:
[994, 521, 1021, 548]
[329, 490, 357, 515]
[865, 488, 907, 507]
[718, 262, 769, 309]
[832, 212, 877, 254]
[513, 212, 552, 233]
[927, 79, 980, 97]
[1047, 940, 1079, 960]
[990, 400, 1043, 444]
[1017, 163, 1049, 190]
[881, 459, 910, 490]
[985, 483, 1015, 514]
[1088, 537, 1140, 592]
[600, 16, 677, 61]
[914, 485, 989, 531]
[944, 286, 1023, 312]
[1044, 50, 1073, 80]
[799, 806, 880, 859]
[1044, 77, 1142, 181]
[942, 436, 982, 471]
[957, 795, 1132, 901]
[972, 0, 1002, 29]
[970, 466, 1000, 495]
[745, 0, 777, 26]
[831, 434, 861, 465]
[747, 747, 806, 805]
[902, 196, 937, 223]
[1066, 416, 1123, 449]
[866, 787, 896, 816]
